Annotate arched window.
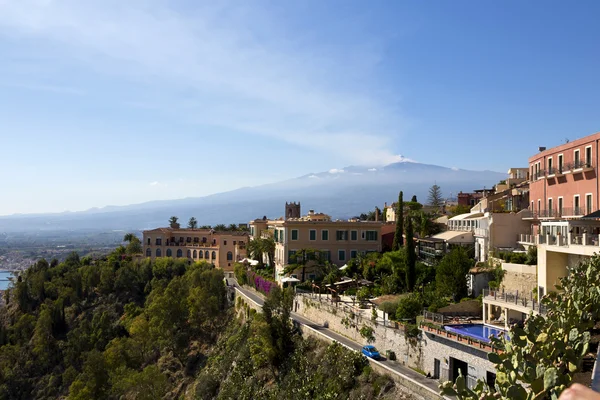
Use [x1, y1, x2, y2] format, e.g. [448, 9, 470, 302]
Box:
[166, 249, 172, 257]
[199, 251, 204, 259]
[187, 249, 191, 258]
[146, 248, 152, 257]
[227, 251, 233, 261]
[211, 251, 216, 259]
[177, 249, 183, 258]
[212, 239, 216, 245]
[193, 250, 197, 258]
[156, 248, 161, 257]
[205, 251, 209, 259]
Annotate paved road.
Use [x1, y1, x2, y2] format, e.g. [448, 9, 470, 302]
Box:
[228, 280, 444, 398]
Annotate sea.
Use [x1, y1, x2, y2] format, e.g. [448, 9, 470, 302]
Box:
[0, 270, 13, 291]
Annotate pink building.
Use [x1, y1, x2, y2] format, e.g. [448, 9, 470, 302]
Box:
[528, 132, 599, 220]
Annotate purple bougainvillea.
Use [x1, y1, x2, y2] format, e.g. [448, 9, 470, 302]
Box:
[246, 271, 276, 295]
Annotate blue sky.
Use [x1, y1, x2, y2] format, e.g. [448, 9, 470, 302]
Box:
[1, 0, 600, 215]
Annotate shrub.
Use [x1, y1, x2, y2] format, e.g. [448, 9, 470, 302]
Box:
[525, 246, 537, 265]
[395, 294, 423, 321]
[359, 325, 376, 343]
[379, 300, 400, 316]
[246, 271, 276, 295]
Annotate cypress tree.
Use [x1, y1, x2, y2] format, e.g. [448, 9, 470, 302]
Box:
[405, 215, 416, 292]
[392, 191, 404, 250]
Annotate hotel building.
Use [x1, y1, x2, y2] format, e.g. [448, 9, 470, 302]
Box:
[249, 202, 383, 283]
[142, 227, 248, 272]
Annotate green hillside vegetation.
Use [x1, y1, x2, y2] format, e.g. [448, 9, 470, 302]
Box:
[0, 245, 404, 400]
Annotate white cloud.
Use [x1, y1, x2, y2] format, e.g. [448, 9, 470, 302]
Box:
[451, 167, 460, 171]
[307, 174, 319, 179]
[0, 1, 406, 166]
[149, 181, 159, 186]
[368, 168, 377, 172]
[329, 168, 345, 174]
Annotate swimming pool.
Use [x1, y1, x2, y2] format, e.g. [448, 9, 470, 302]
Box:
[443, 324, 508, 343]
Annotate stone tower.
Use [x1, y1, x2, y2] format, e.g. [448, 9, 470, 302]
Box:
[285, 202, 301, 220]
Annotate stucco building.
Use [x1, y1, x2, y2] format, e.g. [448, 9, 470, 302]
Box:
[142, 227, 248, 272]
[249, 202, 383, 283]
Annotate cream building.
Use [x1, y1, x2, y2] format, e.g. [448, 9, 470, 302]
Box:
[142, 227, 248, 272]
[250, 202, 383, 283]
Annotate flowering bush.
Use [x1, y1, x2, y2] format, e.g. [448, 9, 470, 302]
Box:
[246, 271, 276, 295]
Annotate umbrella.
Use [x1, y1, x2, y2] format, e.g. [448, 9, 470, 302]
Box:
[281, 277, 301, 283]
[339, 264, 348, 270]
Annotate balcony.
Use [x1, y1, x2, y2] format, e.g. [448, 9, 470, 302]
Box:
[519, 232, 600, 247]
[483, 288, 546, 314]
[562, 160, 594, 174]
[546, 166, 564, 178]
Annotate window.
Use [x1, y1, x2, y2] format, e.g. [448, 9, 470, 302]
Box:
[548, 157, 553, 174]
[177, 249, 183, 258]
[233, 241, 237, 245]
[321, 250, 331, 261]
[251, 226, 255, 236]
[574, 149, 581, 168]
[548, 198, 553, 216]
[291, 229, 299, 240]
[156, 248, 162, 257]
[224, 240, 227, 246]
[280, 230, 284, 242]
[186, 237, 191, 243]
[199, 250, 203, 259]
[147, 238, 151, 245]
[211, 251, 216, 259]
[586, 146, 593, 167]
[338, 250, 346, 261]
[166, 249, 172, 257]
[309, 230, 316, 241]
[274, 230, 279, 242]
[586, 194, 593, 214]
[308, 274, 316, 280]
[212, 239, 216, 245]
[194, 237, 199, 243]
[351, 230, 358, 241]
[187, 249, 191, 258]
[205, 251, 209, 259]
[193, 250, 197, 258]
[365, 231, 378, 241]
[227, 251, 233, 261]
[537, 199, 541, 212]
[558, 197, 563, 216]
[155, 238, 162, 245]
[321, 230, 329, 241]
[288, 250, 296, 261]
[574, 195, 580, 215]
[350, 250, 357, 259]
[146, 248, 151, 257]
[558, 154, 563, 173]
[202, 237, 207, 243]
[336, 230, 348, 240]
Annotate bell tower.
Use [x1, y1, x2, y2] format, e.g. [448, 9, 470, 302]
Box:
[285, 202, 301, 220]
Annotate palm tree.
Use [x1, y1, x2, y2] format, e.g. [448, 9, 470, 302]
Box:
[247, 239, 264, 266]
[261, 237, 275, 267]
[123, 233, 136, 243]
[228, 223, 238, 231]
[284, 248, 321, 283]
[169, 216, 180, 228]
[213, 224, 227, 231]
[123, 233, 142, 254]
[188, 217, 198, 229]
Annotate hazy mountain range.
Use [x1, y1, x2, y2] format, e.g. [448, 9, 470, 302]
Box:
[0, 161, 506, 233]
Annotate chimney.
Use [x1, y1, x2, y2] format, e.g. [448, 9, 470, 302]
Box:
[538, 146, 546, 152]
[375, 207, 381, 222]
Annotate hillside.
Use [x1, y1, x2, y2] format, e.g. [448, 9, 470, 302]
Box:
[0, 247, 407, 399]
[0, 161, 505, 232]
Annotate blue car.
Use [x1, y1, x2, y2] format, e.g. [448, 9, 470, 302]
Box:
[361, 345, 381, 360]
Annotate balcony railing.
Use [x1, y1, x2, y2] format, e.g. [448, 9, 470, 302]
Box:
[524, 206, 594, 220]
[483, 288, 547, 314]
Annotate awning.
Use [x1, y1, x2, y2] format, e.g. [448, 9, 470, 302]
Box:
[240, 258, 259, 266]
[281, 277, 300, 283]
[581, 210, 600, 219]
[431, 230, 474, 243]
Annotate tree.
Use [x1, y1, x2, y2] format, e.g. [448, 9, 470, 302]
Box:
[427, 184, 444, 207]
[435, 247, 473, 302]
[405, 216, 416, 292]
[284, 249, 323, 282]
[392, 191, 404, 250]
[168, 216, 180, 229]
[187, 217, 198, 229]
[448, 204, 471, 216]
[247, 239, 265, 266]
[213, 224, 227, 231]
[411, 195, 417, 203]
[395, 294, 423, 321]
[261, 237, 275, 268]
[228, 223, 238, 231]
[123, 234, 142, 255]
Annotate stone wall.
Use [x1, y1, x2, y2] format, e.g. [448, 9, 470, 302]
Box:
[294, 294, 424, 370]
[420, 331, 496, 387]
[501, 262, 537, 295]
